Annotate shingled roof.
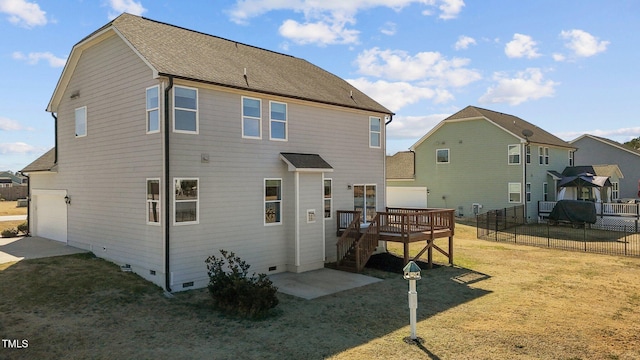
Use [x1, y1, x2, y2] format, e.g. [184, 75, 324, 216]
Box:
[21, 148, 56, 173]
[570, 134, 640, 157]
[412, 106, 574, 150]
[48, 13, 392, 115]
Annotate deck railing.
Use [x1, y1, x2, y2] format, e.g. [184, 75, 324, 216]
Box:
[539, 201, 640, 219]
[384, 207, 455, 235]
[336, 212, 361, 268]
[355, 213, 382, 272]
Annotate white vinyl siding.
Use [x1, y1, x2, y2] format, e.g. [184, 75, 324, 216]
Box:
[173, 86, 198, 133]
[509, 182, 521, 203]
[369, 117, 381, 148]
[508, 144, 520, 164]
[146, 86, 160, 134]
[75, 106, 87, 137]
[436, 148, 449, 164]
[242, 96, 261, 139]
[146, 178, 160, 224]
[174, 178, 198, 225]
[270, 101, 287, 141]
[265, 179, 282, 225]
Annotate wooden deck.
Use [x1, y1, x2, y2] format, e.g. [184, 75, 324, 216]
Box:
[336, 208, 455, 272]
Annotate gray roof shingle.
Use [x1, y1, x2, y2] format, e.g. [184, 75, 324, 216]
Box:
[386, 151, 414, 180]
[21, 148, 56, 173]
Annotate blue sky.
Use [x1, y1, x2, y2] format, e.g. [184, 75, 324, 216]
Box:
[1, 0, 639, 171]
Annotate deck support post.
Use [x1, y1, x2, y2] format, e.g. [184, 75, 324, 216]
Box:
[448, 236, 454, 265]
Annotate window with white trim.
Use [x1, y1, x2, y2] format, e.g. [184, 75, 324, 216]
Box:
[265, 179, 282, 225]
[612, 182, 619, 200]
[270, 101, 287, 140]
[147, 179, 160, 224]
[543, 182, 548, 201]
[508, 182, 521, 203]
[242, 97, 261, 139]
[146, 86, 160, 134]
[324, 179, 332, 219]
[174, 178, 198, 224]
[544, 147, 549, 165]
[354, 184, 376, 223]
[75, 106, 87, 137]
[173, 86, 198, 133]
[569, 150, 574, 166]
[508, 144, 521, 164]
[526, 182, 531, 202]
[538, 146, 549, 165]
[436, 148, 449, 164]
[369, 117, 381, 148]
[526, 145, 531, 164]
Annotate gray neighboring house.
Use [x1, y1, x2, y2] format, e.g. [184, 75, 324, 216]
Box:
[570, 134, 640, 200]
[0, 171, 27, 187]
[21, 13, 393, 292]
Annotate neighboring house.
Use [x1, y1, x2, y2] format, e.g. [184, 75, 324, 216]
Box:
[0, 171, 27, 187]
[387, 106, 576, 221]
[385, 151, 429, 208]
[21, 14, 392, 292]
[570, 134, 640, 200]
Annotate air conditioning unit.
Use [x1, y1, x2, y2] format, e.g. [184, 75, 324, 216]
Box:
[472, 203, 482, 215]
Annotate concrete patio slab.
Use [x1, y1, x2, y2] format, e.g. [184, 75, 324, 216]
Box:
[269, 268, 382, 300]
[0, 236, 88, 264]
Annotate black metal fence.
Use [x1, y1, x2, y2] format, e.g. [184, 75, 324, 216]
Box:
[477, 205, 640, 258]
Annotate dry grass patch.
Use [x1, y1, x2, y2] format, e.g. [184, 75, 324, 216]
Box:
[0, 221, 24, 234]
[0, 201, 27, 216]
[1, 223, 639, 359]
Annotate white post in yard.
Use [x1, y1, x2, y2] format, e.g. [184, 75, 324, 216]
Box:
[403, 261, 422, 341]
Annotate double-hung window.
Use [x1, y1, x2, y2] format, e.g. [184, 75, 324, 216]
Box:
[270, 101, 287, 140]
[243, 97, 261, 139]
[369, 117, 381, 148]
[526, 145, 531, 164]
[75, 106, 87, 137]
[174, 178, 198, 224]
[265, 179, 282, 225]
[146, 86, 160, 133]
[612, 182, 619, 200]
[538, 146, 549, 165]
[526, 183, 531, 202]
[147, 179, 160, 224]
[436, 149, 449, 164]
[324, 179, 332, 219]
[508, 145, 520, 164]
[508, 182, 521, 203]
[174, 86, 198, 133]
[542, 182, 548, 201]
[569, 150, 574, 166]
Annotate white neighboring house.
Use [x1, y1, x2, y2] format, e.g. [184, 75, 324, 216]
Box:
[22, 13, 393, 292]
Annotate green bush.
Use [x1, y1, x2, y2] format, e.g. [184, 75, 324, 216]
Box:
[17, 221, 28, 234]
[205, 250, 279, 319]
[1, 228, 18, 238]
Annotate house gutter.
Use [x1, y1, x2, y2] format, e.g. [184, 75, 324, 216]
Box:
[164, 76, 174, 292]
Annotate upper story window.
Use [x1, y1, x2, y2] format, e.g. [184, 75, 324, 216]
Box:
[324, 179, 332, 219]
[436, 148, 450, 164]
[538, 146, 549, 165]
[173, 86, 198, 133]
[75, 106, 87, 137]
[569, 150, 574, 166]
[242, 97, 262, 139]
[146, 86, 160, 134]
[508, 145, 521, 164]
[369, 117, 381, 148]
[147, 179, 160, 224]
[526, 145, 531, 164]
[270, 101, 287, 141]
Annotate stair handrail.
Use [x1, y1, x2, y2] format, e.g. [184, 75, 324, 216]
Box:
[355, 213, 381, 272]
[336, 212, 361, 266]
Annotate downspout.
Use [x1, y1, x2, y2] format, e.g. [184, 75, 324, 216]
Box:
[51, 113, 58, 164]
[19, 171, 30, 237]
[164, 76, 174, 292]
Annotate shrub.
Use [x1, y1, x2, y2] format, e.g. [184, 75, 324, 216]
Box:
[1, 228, 18, 238]
[17, 221, 28, 234]
[205, 249, 279, 319]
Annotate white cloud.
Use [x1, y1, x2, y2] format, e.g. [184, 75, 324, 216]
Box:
[439, 0, 464, 20]
[12, 51, 66, 67]
[0, 142, 40, 154]
[386, 114, 450, 140]
[380, 21, 396, 36]
[279, 18, 359, 45]
[107, 0, 146, 19]
[560, 29, 609, 57]
[505, 33, 541, 59]
[552, 53, 566, 62]
[0, 117, 25, 131]
[228, 0, 464, 45]
[479, 68, 558, 106]
[454, 35, 476, 50]
[348, 78, 453, 112]
[0, 0, 47, 27]
[354, 47, 481, 87]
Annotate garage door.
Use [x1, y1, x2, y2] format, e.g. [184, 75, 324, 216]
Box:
[386, 187, 428, 208]
[33, 190, 67, 243]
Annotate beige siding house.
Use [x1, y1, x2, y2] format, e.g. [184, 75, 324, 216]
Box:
[23, 14, 392, 291]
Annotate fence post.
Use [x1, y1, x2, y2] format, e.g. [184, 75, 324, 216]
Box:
[624, 225, 627, 256]
[547, 222, 550, 248]
[583, 225, 587, 252]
